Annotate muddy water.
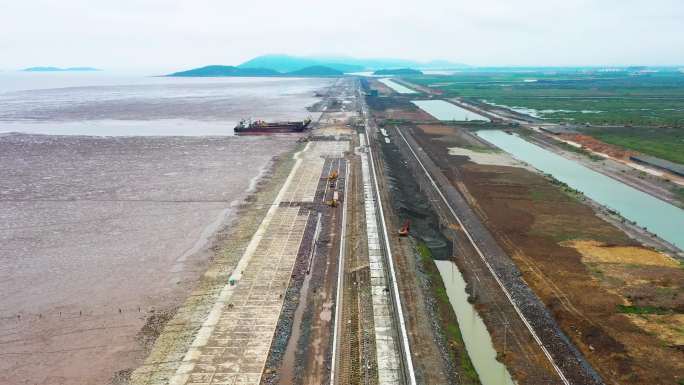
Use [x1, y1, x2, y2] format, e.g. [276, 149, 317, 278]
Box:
[0, 134, 298, 385]
[477, 129, 684, 250]
[0, 74, 331, 136]
[170, 207, 233, 274]
[435, 260, 516, 385]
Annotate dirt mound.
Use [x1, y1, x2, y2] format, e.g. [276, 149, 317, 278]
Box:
[419, 124, 457, 135]
[563, 240, 680, 267]
[559, 134, 635, 159]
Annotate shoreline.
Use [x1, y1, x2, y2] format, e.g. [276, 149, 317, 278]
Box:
[129, 141, 303, 384]
[0, 133, 300, 385]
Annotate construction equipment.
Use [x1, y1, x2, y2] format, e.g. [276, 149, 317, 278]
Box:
[328, 170, 339, 189]
[398, 220, 410, 236]
[327, 191, 339, 207]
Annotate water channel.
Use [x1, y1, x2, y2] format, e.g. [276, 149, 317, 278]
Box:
[412, 100, 490, 121]
[378, 78, 417, 94]
[477, 129, 684, 250]
[435, 260, 516, 385]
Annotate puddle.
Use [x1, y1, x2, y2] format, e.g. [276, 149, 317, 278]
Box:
[435, 260, 515, 385]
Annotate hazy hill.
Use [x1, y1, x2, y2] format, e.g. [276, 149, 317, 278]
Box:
[287, 65, 343, 76]
[316, 56, 468, 70]
[373, 68, 423, 75]
[238, 54, 363, 73]
[23, 67, 101, 72]
[238, 55, 468, 72]
[167, 64, 343, 77]
[168, 65, 281, 77]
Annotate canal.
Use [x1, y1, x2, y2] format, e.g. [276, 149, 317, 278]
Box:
[412, 100, 490, 121]
[435, 260, 516, 385]
[477, 129, 684, 250]
[378, 78, 417, 94]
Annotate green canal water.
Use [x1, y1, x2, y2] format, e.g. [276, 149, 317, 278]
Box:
[477, 130, 684, 250]
[435, 260, 516, 385]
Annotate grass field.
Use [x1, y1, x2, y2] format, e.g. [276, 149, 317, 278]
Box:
[407, 69, 684, 163]
[408, 70, 684, 126]
[579, 126, 684, 164]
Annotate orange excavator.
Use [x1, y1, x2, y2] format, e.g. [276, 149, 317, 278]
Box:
[398, 220, 410, 236]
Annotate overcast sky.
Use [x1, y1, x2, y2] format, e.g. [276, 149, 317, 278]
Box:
[2, 0, 683, 70]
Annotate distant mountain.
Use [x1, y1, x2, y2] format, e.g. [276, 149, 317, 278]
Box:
[373, 68, 423, 75]
[238, 55, 468, 72]
[23, 66, 101, 72]
[238, 54, 363, 73]
[168, 65, 281, 77]
[287, 65, 343, 76]
[167, 64, 343, 77]
[310, 56, 469, 70]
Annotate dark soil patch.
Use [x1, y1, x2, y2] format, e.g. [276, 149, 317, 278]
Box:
[136, 308, 176, 351]
[379, 131, 451, 259]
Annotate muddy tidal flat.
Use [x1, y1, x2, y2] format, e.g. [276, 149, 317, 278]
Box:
[0, 133, 297, 385]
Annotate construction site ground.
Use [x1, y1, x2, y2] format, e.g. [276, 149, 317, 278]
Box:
[130, 77, 425, 385]
[379, 124, 581, 384]
[129, 78, 355, 385]
[368, 125, 480, 385]
[405, 121, 684, 384]
[131, 137, 350, 385]
[128, 76, 683, 385]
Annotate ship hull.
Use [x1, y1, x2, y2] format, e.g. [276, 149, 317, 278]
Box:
[234, 128, 306, 135]
[234, 119, 311, 135]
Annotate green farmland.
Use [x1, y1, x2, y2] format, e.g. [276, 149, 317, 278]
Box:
[409, 70, 684, 126]
[408, 69, 684, 163]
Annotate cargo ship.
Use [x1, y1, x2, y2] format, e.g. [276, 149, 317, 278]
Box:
[234, 118, 312, 135]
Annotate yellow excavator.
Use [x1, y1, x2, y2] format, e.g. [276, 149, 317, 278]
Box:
[328, 170, 338, 189]
[327, 191, 339, 207]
